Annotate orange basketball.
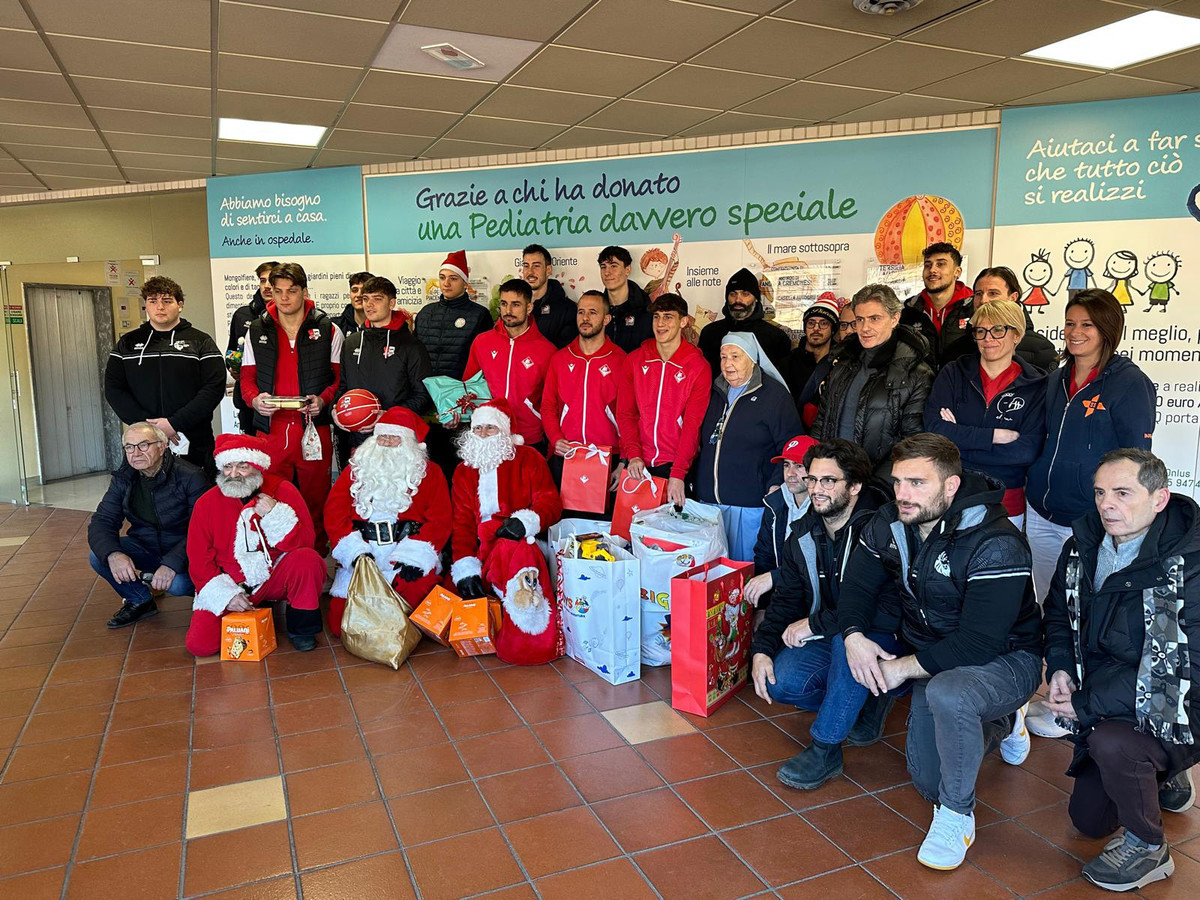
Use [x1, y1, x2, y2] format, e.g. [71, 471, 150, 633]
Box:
[333, 389, 381, 432]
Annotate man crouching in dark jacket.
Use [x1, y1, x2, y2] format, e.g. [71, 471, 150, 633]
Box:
[1042, 448, 1200, 893]
[840, 434, 1042, 872]
[87, 422, 208, 628]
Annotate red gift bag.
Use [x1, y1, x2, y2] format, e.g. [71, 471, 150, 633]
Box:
[560, 443, 612, 514]
[670, 558, 755, 717]
[611, 472, 667, 540]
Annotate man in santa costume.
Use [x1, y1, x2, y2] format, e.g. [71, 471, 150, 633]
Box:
[450, 399, 564, 665]
[185, 434, 326, 657]
[324, 406, 451, 636]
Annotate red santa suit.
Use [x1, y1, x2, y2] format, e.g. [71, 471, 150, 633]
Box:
[324, 408, 451, 636]
[450, 400, 563, 665]
[184, 434, 326, 657]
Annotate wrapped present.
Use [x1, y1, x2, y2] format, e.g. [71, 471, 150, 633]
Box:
[449, 598, 502, 658]
[561, 443, 612, 514]
[423, 372, 492, 426]
[221, 608, 276, 662]
[340, 556, 421, 670]
[410, 585, 459, 645]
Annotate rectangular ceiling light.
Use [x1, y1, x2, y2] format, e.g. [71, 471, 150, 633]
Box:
[1024, 10, 1200, 69]
[218, 117, 326, 147]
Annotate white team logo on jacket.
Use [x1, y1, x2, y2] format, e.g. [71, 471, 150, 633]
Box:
[491, 349, 498, 359]
[172, 340, 190, 351]
[568, 363, 575, 373]
[383, 346, 395, 359]
[674, 371, 684, 383]
[641, 365, 649, 374]
[934, 551, 951, 577]
[521, 357, 533, 369]
[600, 365, 611, 376]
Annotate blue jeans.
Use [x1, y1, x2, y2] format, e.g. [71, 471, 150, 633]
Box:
[767, 631, 906, 745]
[89, 537, 194, 607]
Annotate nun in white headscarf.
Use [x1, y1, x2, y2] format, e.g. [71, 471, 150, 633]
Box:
[694, 332, 804, 562]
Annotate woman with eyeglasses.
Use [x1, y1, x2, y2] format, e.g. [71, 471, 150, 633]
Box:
[694, 333, 803, 561]
[924, 298, 1047, 528]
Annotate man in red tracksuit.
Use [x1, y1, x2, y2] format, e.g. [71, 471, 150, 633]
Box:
[463, 278, 555, 452]
[616, 292, 711, 508]
[240, 263, 343, 551]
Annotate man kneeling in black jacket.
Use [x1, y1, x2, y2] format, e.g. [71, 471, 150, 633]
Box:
[841, 433, 1042, 872]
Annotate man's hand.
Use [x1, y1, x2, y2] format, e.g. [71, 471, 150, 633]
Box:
[744, 572, 773, 605]
[225, 592, 253, 613]
[1048, 669, 1076, 703]
[107, 552, 137, 584]
[782, 618, 813, 648]
[626, 457, 646, 481]
[554, 439, 572, 457]
[939, 408, 957, 424]
[878, 658, 911, 692]
[449, 409, 463, 429]
[1044, 697, 1078, 722]
[667, 477, 686, 508]
[303, 394, 324, 415]
[150, 565, 176, 592]
[845, 632, 897, 696]
[252, 392, 277, 416]
[147, 417, 179, 444]
[253, 494, 276, 517]
[751, 653, 775, 704]
[610, 463, 624, 492]
[993, 428, 1019, 445]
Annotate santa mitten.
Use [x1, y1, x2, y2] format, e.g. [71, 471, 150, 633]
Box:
[396, 564, 424, 582]
[456, 575, 488, 599]
[493, 517, 525, 541]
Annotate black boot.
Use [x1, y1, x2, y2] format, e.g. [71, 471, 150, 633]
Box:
[106, 599, 158, 629]
[286, 605, 322, 652]
[776, 739, 843, 790]
[846, 693, 896, 747]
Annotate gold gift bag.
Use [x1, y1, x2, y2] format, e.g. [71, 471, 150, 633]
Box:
[341, 556, 422, 669]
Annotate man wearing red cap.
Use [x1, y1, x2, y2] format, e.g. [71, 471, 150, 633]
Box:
[185, 434, 326, 656]
[450, 399, 563, 665]
[745, 434, 815, 609]
[324, 407, 451, 635]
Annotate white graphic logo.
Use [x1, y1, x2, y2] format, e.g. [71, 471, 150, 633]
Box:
[641, 365, 649, 375]
[490, 349, 498, 359]
[995, 393, 1025, 422]
[674, 371, 684, 383]
[521, 357, 533, 369]
[934, 551, 951, 577]
[599, 364, 611, 376]
[567, 363, 575, 373]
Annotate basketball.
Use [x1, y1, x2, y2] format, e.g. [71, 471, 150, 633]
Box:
[333, 389, 381, 432]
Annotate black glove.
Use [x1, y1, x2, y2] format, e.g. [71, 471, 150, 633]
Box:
[456, 575, 487, 599]
[396, 564, 424, 582]
[494, 517, 526, 541]
[394, 519, 422, 540]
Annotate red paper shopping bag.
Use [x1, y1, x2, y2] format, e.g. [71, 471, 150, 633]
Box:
[611, 472, 667, 539]
[561, 443, 612, 514]
[670, 558, 755, 716]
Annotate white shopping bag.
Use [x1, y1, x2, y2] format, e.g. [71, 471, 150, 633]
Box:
[545, 518, 613, 574]
[555, 538, 641, 685]
[629, 500, 728, 667]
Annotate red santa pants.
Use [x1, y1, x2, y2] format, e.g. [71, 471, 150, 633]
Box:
[265, 415, 333, 551]
[327, 570, 441, 637]
[185, 548, 326, 657]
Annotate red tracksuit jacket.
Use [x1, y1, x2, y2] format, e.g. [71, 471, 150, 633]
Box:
[617, 338, 711, 479]
[463, 319, 556, 445]
[540, 337, 626, 451]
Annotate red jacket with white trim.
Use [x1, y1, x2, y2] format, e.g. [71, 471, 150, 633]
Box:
[539, 337, 626, 451]
[463, 320, 556, 445]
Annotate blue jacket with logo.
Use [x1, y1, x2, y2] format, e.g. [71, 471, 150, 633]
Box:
[923, 354, 1047, 492]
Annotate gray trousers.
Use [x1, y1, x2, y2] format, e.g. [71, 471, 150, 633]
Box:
[906, 650, 1042, 815]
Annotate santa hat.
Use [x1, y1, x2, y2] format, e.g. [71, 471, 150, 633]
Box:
[804, 294, 841, 329]
[214, 433, 271, 471]
[439, 250, 469, 283]
[471, 398, 524, 445]
[374, 406, 429, 445]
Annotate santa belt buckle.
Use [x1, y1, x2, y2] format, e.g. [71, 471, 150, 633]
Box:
[360, 521, 397, 544]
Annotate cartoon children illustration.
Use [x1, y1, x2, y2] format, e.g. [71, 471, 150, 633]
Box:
[1144, 251, 1181, 313]
[1103, 250, 1139, 306]
[1057, 237, 1096, 300]
[640, 248, 669, 296]
[1022, 249, 1056, 314]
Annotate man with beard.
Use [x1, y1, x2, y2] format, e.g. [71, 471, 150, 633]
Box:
[698, 268, 792, 377]
[450, 399, 563, 666]
[184, 434, 326, 657]
[840, 434, 1042, 871]
[324, 407, 451, 636]
[782, 295, 840, 423]
[901, 243, 976, 368]
[523, 243, 575, 349]
[750, 439, 902, 791]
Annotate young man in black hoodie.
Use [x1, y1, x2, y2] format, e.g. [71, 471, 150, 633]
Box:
[334, 270, 372, 338]
[841, 433, 1042, 872]
[599, 246, 653, 354]
[106, 275, 226, 478]
[523, 243, 575, 349]
[227, 261, 278, 433]
[698, 267, 792, 377]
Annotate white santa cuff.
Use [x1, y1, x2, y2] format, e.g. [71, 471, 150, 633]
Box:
[193, 573, 243, 616]
[258, 501, 299, 545]
[331, 530, 373, 570]
[390, 539, 440, 576]
[512, 508, 541, 544]
[451, 556, 482, 583]
[330, 565, 352, 600]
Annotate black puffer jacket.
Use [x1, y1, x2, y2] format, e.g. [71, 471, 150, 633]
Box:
[604, 281, 653, 354]
[226, 290, 267, 415]
[413, 293, 493, 378]
[532, 279, 577, 349]
[810, 325, 934, 468]
[1044, 495, 1200, 779]
[87, 452, 209, 574]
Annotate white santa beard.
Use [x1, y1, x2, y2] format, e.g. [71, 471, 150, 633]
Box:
[217, 469, 264, 498]
[350, 435, 426, 520]
[456, 431, 515, 473]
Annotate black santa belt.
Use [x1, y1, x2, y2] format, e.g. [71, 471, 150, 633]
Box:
[354, 519, 421, 544]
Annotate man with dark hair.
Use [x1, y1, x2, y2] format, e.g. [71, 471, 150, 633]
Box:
[463, 277, 555, 451]
[599, 245, 653, 353]
[782, 294, 840, 424]
[334, 271, 373, 337]
[617, 293, 710, 507]
[751, 437, 902, 790]
[414, 250, 492, 378]
[840, 433, 1042, 871]
[901, 242, 975, 367]
[523, 244, 575, 349]
[698, 268, 792, 376]
[336, 275, 432, 453]
[227, 261, 278, 433]
[1043, 448, 1199, 892]
[105, 275, 226, 478]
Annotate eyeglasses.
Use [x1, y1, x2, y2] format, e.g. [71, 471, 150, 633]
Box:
[122, 440, 163, 454]
[837, 321, 857, 332]
[971, 325, 1015, 341]
[802, 475, 846, 488]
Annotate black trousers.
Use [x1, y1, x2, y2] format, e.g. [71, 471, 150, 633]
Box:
[1069, 719, 1170, 845]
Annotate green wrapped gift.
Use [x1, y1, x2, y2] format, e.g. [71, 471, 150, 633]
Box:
[423, 372, 492, 425]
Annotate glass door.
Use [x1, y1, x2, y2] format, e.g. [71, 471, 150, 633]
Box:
[0, 265, 31, 504]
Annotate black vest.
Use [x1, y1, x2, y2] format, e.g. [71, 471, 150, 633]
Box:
[247, 308, 336, 433]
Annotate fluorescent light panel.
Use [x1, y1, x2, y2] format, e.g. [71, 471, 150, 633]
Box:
[1024, 11, 1200, 69]
[218, 117, 326, 147]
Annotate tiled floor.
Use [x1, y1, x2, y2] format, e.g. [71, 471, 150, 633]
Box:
[24, 473, 110, 512]
[1, 502, 1199, 899]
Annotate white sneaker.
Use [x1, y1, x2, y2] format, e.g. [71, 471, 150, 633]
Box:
[917, 805, 976, 871]
[1001, 703, 1031, 765]
[1026, 699, 1072, 739]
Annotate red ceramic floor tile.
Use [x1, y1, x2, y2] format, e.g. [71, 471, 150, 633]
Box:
[0, 867, 66, 900]
[636, 732, 739, 783]
[3, 663, 53, 691]
[1020, 741, 1077, 794]
[191, 707, 277, 751]
[376, 743, 470, 797]
[559, 746, 664, 802]
[1165, 805, 1200, 845]
[802, 796, 925, 861]
[1140, 849, 1200, 898]
[387, 781, 495, 845]
[89, 754, 189, 808]
[280, 724, 367, 772]
[749, 760, 866, 812]
[64, 842, 181, 900]
[0, 772, 91, 826]
[866, 851, 1016, 899]
[127, 624, 189, 653]
[0, 644, 63, 668]
[437, 696, 523, 739]
[592, 787, 710, 853]
[974, 755, 1068, 817]
[291, 801, 399, 870]
[361, 709, 449, 756]
[76, 794, 185, 860]
[347, 681, 430, 722]
[0, 623, 71, 648]
[503, 806, 620, 878]
[724, 815, 852, 886]
[3, 734, 102, 781]
[489, 664, 567, 695]
[300, 851, 417, 900]
[0, 687, 38, 718]
[550, 657, 594, 683]
[635, 835, 767, 900]
[457, 727, 552, 778]
[98, 720, 189, 766]
[193, 681, 271, 718]
[408, 650, 484, 681]
[117, 667, 193, 701]
[266, 646, 337, 678]
[196, 875, 299, 900]
[678, 697, 762, 731]
[536, 857, 658, 900]
[122, 647, 193, 675]
[674, 770, 789, 831]
[265, 670, 344, 705]
[193, 660, 267, 691]
[421, 670, 503, 707]
[968, 821, 1084, 895]
[286, 758, 382, 816]
[1018, 801, 1114, 861]
[776, 866, 894, 899]
[108, 692, 193, 731]
[273, 693, 356, 735]
[0, 713, 23, 748]
[184, 821, 293, 896]
[19, 706, 109, 744]
[574, 678, 660, 711]
[0, 814, 81, 877]
[704, 718, 804, 767]
[406, 827, 526, 900]
[477, 763, 583, 823]
[874, 783, 1004, 831]
[190, 739, 281, 791]
[508, 685, 593, 723]
[531, 713, 626, 760]
[339, 662, 415, 692]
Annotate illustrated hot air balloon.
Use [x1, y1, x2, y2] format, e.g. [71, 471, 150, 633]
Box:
[874, 195, 965, 265]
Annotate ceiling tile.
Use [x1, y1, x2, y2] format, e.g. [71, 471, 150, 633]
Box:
[219, 3, 390, 67]
[92, 108, 211, 139]
[558, 0, 752, 61]
[214, 158, 298, 175]
[39, 174, 126, 190]
[106, 131, 210, 154]
[353, 70, 492, 111]
[911, 0, 1134, 57]
[919, 58, 1096, 103]
[0, 28, 58, 71]
[0, 157, 26, 173]
[0, 98, 89, 128]
[247, 0, 397, 19]
[1124, 47, 1200, 87]
[632, 65, 790, 109]
[31, 0, 209, 48]
[4, 143, 113, 164]
[510, 46, 670, 96]
[114, 151, 210, 173]
[323, 129, 430, 156]
[0, 3, 31, 28]
[23, 159, 122, 178]
[831, 92, 987, 122]
[218, 54, 362, 102]
[773, 0, 979, 36]
[540, 125, 662, 150]
[49, 35, 210, 87]
[700, 0, 780, 11]
[422, 137, 526, 158]
[0, 172, 44, 188]
[0, 68, 75, 104]
[1010, 73, 1189, 105]
[400, 0, 594, 41]
[216, 91, 341, 128]
[677, 111, 815, 137]
[813, 42, 999, 93]
[472, 85, 610, 125]
[443, 115, 563, 147]
[583, 99, 719, 134]
[337, 102, 459, 137]
[76, 77, 210, 116]
[214, 141, 315, 164]
[0, 123, 102, 147]
[313, 148, 417, 168]
[737, 80, 892, 120]
[372, 24, 539, 80]
[121, 167, 200, 183]
[694, 18, 886, 79]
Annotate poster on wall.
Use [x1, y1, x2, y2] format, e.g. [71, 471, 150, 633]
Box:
[993, 92, 1200, 495]
[363, 127, 997, 341]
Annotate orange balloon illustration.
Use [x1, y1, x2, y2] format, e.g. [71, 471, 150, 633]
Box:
[874, 195, 965, 265]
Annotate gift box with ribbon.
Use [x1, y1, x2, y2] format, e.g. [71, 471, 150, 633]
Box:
[423, 372, 492, 426]
[561, 442, 612, 514]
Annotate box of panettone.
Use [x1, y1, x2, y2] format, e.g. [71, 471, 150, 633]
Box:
[410, 585, 458, 645]
[449, 598, 502, 658]
[221, 608, 276, 661]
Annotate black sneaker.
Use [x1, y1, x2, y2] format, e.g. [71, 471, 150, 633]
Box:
[776, 739, 843, 790]
[1160, 769, 1195, 814]
[846, 693, 896, 747]
[288, 633, 318, 652]
[1082, 832, 1174, 891]
[106, 600, 158, 629]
